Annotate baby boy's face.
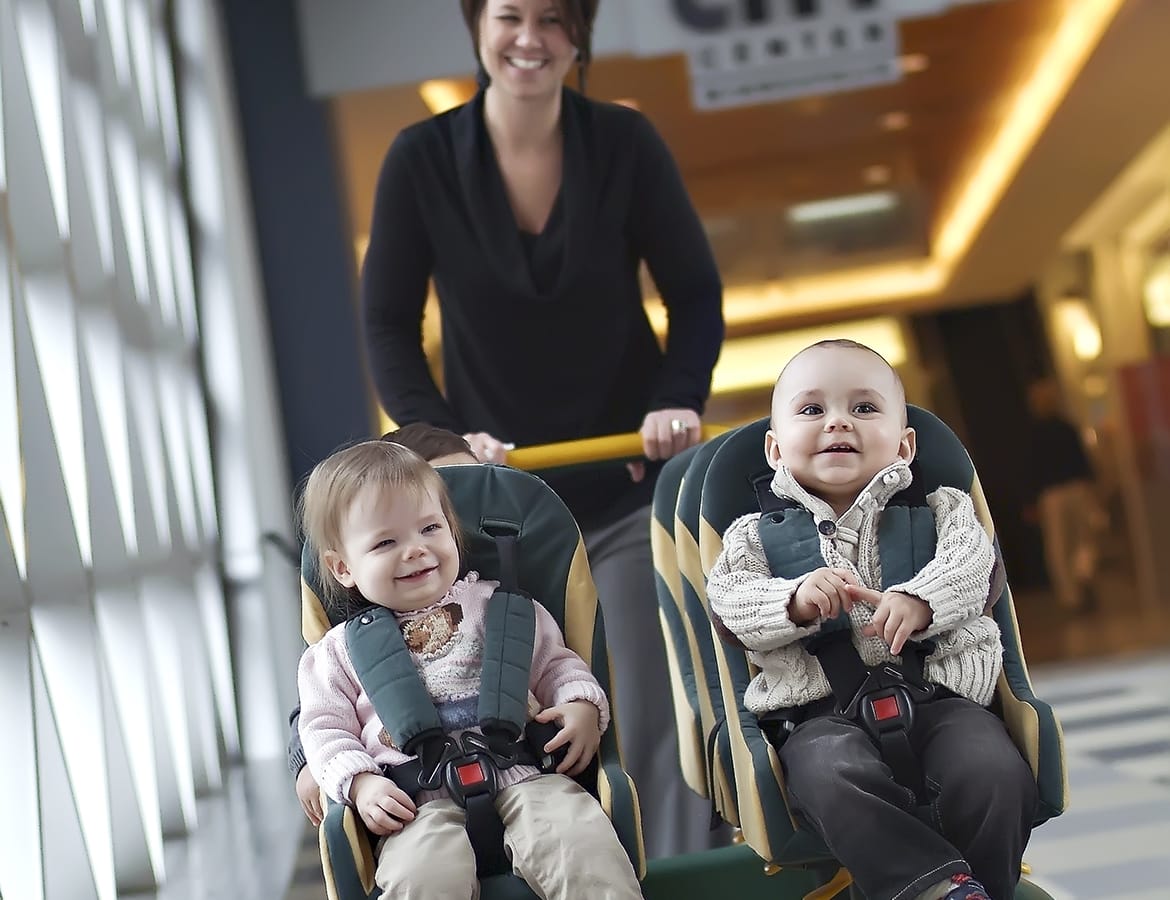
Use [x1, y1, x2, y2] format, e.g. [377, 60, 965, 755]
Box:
[765, 346, 915, 513]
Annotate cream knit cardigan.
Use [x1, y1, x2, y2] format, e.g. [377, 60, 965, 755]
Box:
[707, 460, 1002, 715]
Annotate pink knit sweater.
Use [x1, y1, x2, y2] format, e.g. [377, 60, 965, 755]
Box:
[298, 572, 610, 803]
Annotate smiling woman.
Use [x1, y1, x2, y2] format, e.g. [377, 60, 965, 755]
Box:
[460, 0, 596, 90]
[358, 0, 726, 864]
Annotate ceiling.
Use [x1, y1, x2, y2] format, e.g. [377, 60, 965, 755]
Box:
[329, 0, 1170, 337]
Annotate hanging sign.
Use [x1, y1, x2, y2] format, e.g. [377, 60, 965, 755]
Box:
[625, 1, 989, 112]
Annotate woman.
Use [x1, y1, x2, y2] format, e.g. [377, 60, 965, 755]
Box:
[360, 0, 724, 858]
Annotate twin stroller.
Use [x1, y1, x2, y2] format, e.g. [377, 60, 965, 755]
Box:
[301, 410, 1066, 900]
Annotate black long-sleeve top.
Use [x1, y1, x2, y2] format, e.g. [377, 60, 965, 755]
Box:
[361, 88, 723, 528]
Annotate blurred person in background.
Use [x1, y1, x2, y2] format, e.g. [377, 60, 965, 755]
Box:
[1025, 377, 1105, 614]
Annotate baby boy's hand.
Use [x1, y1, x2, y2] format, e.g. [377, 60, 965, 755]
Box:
[847, 585, 932, 655]
[791, 567, 859, 625]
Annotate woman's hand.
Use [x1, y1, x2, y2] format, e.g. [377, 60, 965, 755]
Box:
[534, 700, 602, 776]
[628, 409, 702, 481]
[462, 431, 512, 464]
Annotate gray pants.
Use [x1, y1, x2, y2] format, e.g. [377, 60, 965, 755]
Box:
[780, 695, 1036, 900]
[583, 505, 727, 860]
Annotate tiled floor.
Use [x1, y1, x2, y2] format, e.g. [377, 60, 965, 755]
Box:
[133, 649, 1170, 900]
[122, 760, 303, 900]
[1019, 652, 1170, 900]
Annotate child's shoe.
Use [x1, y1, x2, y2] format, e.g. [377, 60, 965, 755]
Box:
[942, 873, 990, 899]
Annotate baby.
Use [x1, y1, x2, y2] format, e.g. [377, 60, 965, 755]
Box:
[707, 339, 1037, 900]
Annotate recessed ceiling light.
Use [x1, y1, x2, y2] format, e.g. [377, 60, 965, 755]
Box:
[881, 111, 910, 131]
[787, 190, 897, 224]
[863, 164, 892, 185]
[899, 53, 929, 74]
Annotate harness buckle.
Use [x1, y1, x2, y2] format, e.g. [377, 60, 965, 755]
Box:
[859, 684, 916, 736]
[445, 754, 499, 807]
[840, 663, 935, 741]
[443, 733, 503, 808]
[414, 735, 461, 792]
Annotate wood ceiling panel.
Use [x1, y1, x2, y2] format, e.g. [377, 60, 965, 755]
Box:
[584, 0, 1066, 234]
[332, 0, 1077, 285]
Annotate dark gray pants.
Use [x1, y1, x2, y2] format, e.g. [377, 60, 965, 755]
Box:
[779, 694, 1037, 900]
[583, 505, 727, 860]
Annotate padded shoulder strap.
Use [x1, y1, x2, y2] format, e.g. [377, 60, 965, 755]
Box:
[346, 607, 444, 752]
[755, 466, 937, 589]
[757, 502, 829, 580]
[753, 470, 827, 580]
[478, 586, 536, 741]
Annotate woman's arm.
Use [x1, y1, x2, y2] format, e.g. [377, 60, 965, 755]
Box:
[627, 113, 724, 415]
[361, 131, 461, 431]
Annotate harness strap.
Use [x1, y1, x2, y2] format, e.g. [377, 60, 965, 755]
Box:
[465, 794, 508, 876]
[346, 608, 443, 747]
[478, 585, 535, 744]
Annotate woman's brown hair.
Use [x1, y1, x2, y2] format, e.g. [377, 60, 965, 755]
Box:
[459, 0, 600, 91]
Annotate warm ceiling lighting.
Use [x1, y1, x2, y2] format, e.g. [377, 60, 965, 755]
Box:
[710, 317, 907, 395]
[863, 164, 892, 186]
[1054, 298, 1103, 361]
[787, 190, 897, 224]
[899, 53, 929, 74]
[880, 111, 910, 131]
[932, 0, 1125, 268]
[644, 0, 1123, 330]
[419, 79, 475, 114]
[1144, 254, 1170, 327]
[643, 259, 945, 335]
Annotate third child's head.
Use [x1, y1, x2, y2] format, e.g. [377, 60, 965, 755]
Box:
[765, 339, 916, 514]
[300, 441, 462, 615]
[382, 423, 480, 467]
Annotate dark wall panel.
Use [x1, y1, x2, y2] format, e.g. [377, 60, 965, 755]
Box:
[216, 0, 373, 491]
[925, 296, 1051, 588]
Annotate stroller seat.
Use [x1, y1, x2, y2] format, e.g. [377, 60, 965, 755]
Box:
[300, 463, 645, 900]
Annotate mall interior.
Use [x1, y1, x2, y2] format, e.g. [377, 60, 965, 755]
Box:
[1, 1, 1168, 899]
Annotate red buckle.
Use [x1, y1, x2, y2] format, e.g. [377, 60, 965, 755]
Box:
[455, 761, 486, 787]
[871, 695, 901, 722]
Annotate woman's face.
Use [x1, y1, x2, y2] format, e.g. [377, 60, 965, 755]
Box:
[478, 0, 576, 100]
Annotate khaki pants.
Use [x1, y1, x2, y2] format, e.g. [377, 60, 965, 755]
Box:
[1037, 480, 1101, 610]
[373, 773, 642, 900]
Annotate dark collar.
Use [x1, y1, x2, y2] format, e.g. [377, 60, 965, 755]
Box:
[450, 88, 594, 300]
